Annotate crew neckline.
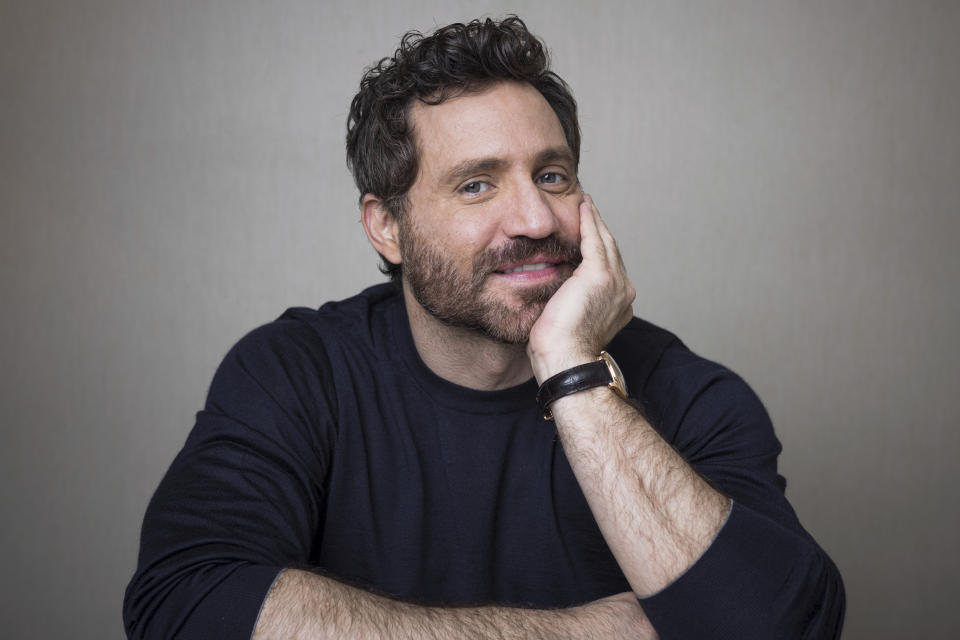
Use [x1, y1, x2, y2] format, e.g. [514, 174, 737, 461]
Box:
[382, 290, 539, 416]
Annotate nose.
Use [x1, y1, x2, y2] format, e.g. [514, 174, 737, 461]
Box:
[501, 180, 561, 239]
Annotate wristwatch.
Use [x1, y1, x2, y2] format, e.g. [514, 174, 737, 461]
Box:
[536, 350, 628, 420]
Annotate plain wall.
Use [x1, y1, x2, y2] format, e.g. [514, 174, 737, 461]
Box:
[2, 1, 958, 638]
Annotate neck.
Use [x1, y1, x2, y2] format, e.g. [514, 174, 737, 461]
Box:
[402, 287, 534, 391]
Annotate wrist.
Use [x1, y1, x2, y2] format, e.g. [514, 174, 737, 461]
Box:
[528, 346, 595, 384]
[535, 350, 629, 420]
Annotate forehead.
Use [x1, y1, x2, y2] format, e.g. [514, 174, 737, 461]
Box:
[409, 81, 570, 178]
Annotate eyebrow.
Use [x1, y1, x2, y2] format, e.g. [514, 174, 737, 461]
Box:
[533, 147, 576, 169]
[440, 146, 576, 189]
[442, 157, 508, 188]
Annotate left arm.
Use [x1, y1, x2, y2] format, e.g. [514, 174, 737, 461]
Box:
[528, 194, 729, 597]
[547, 386, 730, 597]
[527, 195, 844, 638]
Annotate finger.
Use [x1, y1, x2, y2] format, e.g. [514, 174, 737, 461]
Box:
[584, 194, 627, 270]
[583, 194, 620, 258]
[584, 193, 611, 236]
[578, 196, 608, 263]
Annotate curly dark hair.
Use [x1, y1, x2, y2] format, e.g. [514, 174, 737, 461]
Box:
[345, 16, 581, 284]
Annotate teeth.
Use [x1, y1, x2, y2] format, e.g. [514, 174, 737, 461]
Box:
[503, 262, 550, 274]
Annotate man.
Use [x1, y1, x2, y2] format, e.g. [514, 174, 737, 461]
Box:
[124, 17, 844, 639]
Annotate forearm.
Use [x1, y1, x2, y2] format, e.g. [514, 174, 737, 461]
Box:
[525, 195, 728, 597]
[523, 195, 842, 635]
[549, 386, 730, 597]
[253, 569, 657, 640]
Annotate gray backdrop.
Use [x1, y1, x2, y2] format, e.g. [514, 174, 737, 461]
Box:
[2, 1, 958, 638]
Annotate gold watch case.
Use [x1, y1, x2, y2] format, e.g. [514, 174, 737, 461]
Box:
[598, 350, 628, 400]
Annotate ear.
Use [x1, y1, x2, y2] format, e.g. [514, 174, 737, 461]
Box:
[360, 194, 402, 265]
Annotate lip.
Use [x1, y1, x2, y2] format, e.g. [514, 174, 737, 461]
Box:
[490, 257, 568, 283]
[493, 255, 562, 273]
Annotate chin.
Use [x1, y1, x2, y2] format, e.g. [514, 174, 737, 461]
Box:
[476, 298, 547, 345]
[474, 279, 563, 343]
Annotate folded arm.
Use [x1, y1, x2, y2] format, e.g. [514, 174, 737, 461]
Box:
[124, 319, 657, 640]
[527, 195, 845, 638]
[254, 570, 655, 639]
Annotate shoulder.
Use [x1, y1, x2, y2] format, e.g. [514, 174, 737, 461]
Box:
[606, 316, 680, 393]
[224, 284, 399, 366]
[611, 318, 777, 458]
[205, 283, 401, 412]
[610, 316, 754, 405]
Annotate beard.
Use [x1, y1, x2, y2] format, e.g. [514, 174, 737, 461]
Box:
[399, 224, 582, 344]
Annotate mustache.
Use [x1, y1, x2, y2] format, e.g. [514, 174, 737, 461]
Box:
[473, 235, 582, 276]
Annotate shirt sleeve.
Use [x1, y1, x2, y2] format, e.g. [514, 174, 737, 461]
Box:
[637, 346, 845, 639]
[123, 318, 337, 640]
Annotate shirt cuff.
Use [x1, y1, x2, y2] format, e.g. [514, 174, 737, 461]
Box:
[637, 501, 814, 639]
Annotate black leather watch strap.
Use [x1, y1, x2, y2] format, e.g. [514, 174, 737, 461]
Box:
[536, 360, 610, 420]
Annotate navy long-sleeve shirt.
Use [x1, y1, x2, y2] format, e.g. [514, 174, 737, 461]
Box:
[124, 284, 844, 638]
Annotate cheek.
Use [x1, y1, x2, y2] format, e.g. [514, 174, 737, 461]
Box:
[446, 215, 502, 253]
[556, 201, 582, 241]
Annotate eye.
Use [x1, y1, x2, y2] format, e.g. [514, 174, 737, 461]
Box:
[536, 172, 566, 186]
[461, 180, 492, 195]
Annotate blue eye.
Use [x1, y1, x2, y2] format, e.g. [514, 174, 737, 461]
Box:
[537, 172, 565, 185]
[462, 181, 490, 194]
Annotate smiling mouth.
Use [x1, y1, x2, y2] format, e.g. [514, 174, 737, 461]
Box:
[495, 262, 554, 274]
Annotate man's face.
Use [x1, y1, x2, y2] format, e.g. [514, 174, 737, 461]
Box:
[399, 81, 583, 344]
